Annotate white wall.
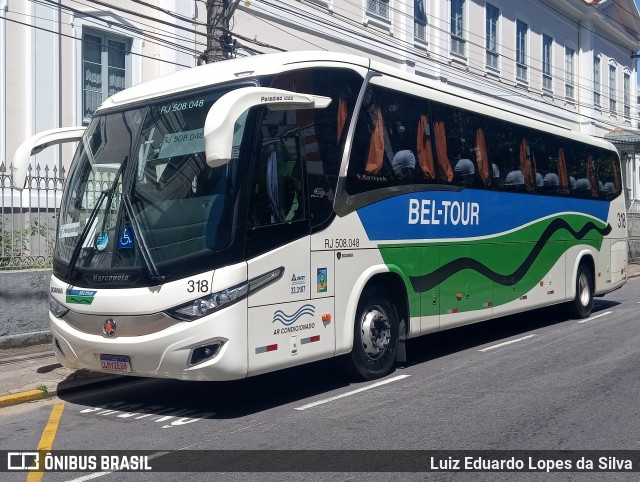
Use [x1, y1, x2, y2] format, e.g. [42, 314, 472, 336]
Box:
[0, 0, 6, 171]
[32, 1, 60, 174]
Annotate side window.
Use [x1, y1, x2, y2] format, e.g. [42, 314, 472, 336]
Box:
[485, 118, 534, 193]
[607, 151, 623, 200]
[247, 108, 306, 227]
[347, 85, 399, 194]
[430, 102, 491, 187]
[565, 142, 597, 198]
[346, 84, 438, 194]
[527, 130, 568, 195]
[590, 147, 621, 200]
[267, 67, 363, 229]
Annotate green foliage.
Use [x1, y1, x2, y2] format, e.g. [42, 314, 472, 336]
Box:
[37, 384, 51, 398]
[0, 216, 55, 269]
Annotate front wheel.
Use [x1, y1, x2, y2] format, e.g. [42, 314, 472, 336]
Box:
[347, 287, 399, 380]
[567, 263, 594, 319]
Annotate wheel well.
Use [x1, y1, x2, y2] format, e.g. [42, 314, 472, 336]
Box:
[364, 273, 410, 333]
[578, 254, 595, 282]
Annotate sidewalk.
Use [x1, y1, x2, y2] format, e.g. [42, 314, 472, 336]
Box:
[2, 264, 640, 408]
[0, 343, 124, 407]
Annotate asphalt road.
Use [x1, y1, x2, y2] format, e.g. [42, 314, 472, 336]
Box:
[1, 279, 639, 481]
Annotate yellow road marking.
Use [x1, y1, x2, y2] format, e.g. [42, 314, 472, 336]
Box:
[28, 402, 65, 482]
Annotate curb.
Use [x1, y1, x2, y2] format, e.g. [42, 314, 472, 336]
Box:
[0, 374, 133, 409]
[0, 389, 46, 408]
[0, 331, 52, 350]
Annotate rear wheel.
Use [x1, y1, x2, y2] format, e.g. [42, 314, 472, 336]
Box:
[568, 263, 594, 319]
[347, 287, 399, 380]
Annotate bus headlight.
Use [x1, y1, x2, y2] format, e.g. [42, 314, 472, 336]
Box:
[166, 267, 284, 321]
[49, 295, 70, 318]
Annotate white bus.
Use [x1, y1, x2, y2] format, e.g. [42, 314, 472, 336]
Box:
[13, 52, 627, 381]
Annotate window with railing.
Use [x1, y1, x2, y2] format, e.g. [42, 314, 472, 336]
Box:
[485, 4, 499, 70]
[414, 0, 427, 42]
[516, 20, 528, 82]
[367, 0, 389, 20]
[451, 0, 465, 57]
[82, 31, 130, 121]
[542, 35, 552, 92]
[624, 73, 630, 118]
[593, 56, 601, 107]
[609, 65, 616, 113]
[565, 47, 575, 100]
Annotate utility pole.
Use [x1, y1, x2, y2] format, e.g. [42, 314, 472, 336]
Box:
[203, 0, 239, 63]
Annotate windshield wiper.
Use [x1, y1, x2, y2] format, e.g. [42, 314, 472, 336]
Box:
[64, 188, 111, 280]
[65, 156, 128, 281]
[121, 193, 165, 283]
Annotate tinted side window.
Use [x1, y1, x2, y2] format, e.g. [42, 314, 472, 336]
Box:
[266, 67, 363, 229]
[346, 85, 442, 194]
[484, 117, 535, 193]
[596, 150, 622, 200]
[526, 129, 568, 195]
[430, 101, 494, 188]
[247, 108, 307, 228]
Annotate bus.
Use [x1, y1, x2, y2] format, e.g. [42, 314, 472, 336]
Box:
[12, 51, 627, 381]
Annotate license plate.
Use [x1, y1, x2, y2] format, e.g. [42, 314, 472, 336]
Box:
[100, 354, 131, 373]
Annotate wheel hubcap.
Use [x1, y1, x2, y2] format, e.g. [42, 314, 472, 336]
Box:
[578, 272, 591, 307]
[360, 305, 391, 360]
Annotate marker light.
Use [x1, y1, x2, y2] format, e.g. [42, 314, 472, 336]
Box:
[166, 267, 284, 321]
[49, 295, 69, 318]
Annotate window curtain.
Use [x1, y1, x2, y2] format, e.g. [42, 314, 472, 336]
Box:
[416, 115, 435, 179]
[337, 98, 347, 145]
[434, 120, 453, 182]
[587, 154, 598, 197]
[558, 148, 569, 192]
[365, 107, 384, 174]
[613, 158, 620, 192]
[520, 138, 533, 191]
[476, 127, 490, 186]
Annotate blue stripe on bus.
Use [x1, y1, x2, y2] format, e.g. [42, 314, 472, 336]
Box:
[356, 190, 610, 241]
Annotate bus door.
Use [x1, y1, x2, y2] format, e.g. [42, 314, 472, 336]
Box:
[245, 110, 335, 376]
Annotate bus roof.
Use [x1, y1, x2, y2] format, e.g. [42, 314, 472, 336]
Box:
[96, 51, 371, 113]
[96, 51, 615, 153]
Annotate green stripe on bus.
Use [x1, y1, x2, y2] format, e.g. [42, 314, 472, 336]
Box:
[378, 214, 607, 317]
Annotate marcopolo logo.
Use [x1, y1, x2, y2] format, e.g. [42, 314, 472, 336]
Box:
[91, 274, 130, 283]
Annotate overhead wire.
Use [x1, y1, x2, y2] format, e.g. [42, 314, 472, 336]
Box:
[241, 0, 640, 133]
[1, 13, 192, 67]
[33, 0, 284, 59]
[31, 0, 205, 55]
[332, 0, 636, 108]
[13, 0, 640, 133]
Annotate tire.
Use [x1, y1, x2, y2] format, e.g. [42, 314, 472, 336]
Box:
[347, 287, 399, 380]
[568, 263, 594, 319]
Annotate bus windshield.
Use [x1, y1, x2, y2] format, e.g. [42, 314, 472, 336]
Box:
[55, 85, 248, 286]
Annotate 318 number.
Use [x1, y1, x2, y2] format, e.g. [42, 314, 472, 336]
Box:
[187, 280, 209, 293]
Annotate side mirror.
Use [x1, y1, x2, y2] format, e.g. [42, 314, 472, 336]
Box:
[203, 87, 331, 167]
[11, 126, 86, 190]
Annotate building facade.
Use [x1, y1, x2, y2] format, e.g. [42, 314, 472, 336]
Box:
[232, 0, 640, 207]
[1, 0, 640, 206]
[0, 0, 201, 178]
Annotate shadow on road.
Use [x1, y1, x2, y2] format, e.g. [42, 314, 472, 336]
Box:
[57, 301, 621, 421]
[403, 300, 621, 367]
